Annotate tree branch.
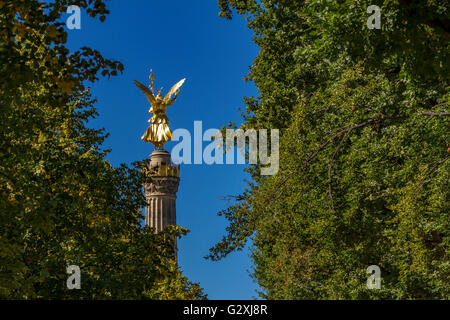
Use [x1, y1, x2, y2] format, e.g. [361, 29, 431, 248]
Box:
[327, 131, 350, 212]
[421, 112, 450, 117]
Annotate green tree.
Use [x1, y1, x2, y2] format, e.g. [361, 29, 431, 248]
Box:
[0, 0, 205, 299]
[209, 0, 449, 299]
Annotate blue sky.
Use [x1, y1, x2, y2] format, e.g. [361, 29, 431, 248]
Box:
[65, 1, 260, 299]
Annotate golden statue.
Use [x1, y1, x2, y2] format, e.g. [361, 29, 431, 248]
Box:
[134, 70, 186, 150]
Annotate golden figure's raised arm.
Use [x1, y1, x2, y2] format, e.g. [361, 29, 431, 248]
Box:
[134, 79, 157, 106]
[163, 78, 186, 106]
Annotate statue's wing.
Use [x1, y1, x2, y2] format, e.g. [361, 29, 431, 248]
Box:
[163, 78, 186, 104]
[134, 80, 157, 106]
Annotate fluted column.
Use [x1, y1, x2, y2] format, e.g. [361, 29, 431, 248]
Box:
[143, 149, 180, 240]
[145, 196, 177, 231]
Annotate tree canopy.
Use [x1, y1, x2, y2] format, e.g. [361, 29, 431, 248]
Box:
[0, 0, 205, 299]
[209, 0, 449, 299]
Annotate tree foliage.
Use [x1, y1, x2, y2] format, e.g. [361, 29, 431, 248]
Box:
[210, 0, 449, 299]
[0, 0, 205, 299]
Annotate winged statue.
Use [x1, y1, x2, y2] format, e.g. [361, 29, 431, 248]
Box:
[134, 69, 186, 150]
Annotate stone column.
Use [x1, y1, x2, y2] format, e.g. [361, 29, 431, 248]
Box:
[143, 149, 180, 257]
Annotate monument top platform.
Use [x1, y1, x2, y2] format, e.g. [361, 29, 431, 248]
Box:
[150, 149, 171, 167]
